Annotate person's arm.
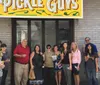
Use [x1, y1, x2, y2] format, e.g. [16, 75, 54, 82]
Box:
[82, 44, 85, 54]
[95, 58, 98, 72]
[30, 52, 35, 69]
[43, 52, 46, 67]
[13, 46, 21, 57]
[57, 54, 63, 65]
[93, 44, 98, 53]
[94, 53, 99, 72]
[77, 50, 81, 69]
[0, 61, 5, 69]
[4, 52, 10, 63]
[57, 51, 63, 64]
[85, 56, 89, 61]
[61, 52, 64, 60]
[13, 46, 26, 58]
[69, 53, 72, 70]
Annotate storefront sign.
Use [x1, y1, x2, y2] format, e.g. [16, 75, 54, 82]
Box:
[0, 0, 83, 18]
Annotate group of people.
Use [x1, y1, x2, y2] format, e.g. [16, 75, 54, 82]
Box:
[0, 41, 10, 85]
[13, 37, 99, 85]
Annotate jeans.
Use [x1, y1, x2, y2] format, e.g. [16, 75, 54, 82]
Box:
[1, 69, 8, 85]
[86, 67, 98, 85]
[62, 64, 72, 85]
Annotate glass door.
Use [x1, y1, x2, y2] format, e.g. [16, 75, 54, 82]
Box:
[16, 20, 28, 45]
[31, 20, 42, 51]
[57, 20, 72, 45]
[15, 20, 43, 52]
[45, 20, 56, 51]
[13, 19, 73, 52]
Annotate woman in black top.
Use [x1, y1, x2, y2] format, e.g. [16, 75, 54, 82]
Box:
[1, 44, 10, 85]
[61, 42, 72, 85]
[30, 45, 43, 85]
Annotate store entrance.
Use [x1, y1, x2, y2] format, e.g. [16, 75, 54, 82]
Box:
[11, 19, 74, 85]
[12, 19, 74, 52]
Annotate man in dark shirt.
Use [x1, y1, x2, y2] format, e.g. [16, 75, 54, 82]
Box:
[84, 38, 99, 85]
[0, 44, 10, 85]
[85, 37, 98, 53]
[14, 39, 30, 85]
[84, 37, 98, 70]
[85, 44, 98, 85]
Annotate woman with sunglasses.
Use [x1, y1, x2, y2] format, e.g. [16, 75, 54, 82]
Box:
[44, 44, 55, 85]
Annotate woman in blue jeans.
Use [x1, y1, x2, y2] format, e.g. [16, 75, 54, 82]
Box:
[85, 43, 98, 85]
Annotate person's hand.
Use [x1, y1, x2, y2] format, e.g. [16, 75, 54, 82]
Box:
[96, 67, 99, 72]
[1, 64, 5, 69]
[69, 65, 72, 70]
[91, 57, 94, 60]
[21, 54, 26, 57]
[0, 61, 5, 69]
[86, 56, 89, 61]
[5, 59, 10, 62]
[31, 65, 34, 69]
[56, 63, 58, 66]
[40, 52, 43, 55]
[76, 65, 80, 70]
[87, 55, 90, 58]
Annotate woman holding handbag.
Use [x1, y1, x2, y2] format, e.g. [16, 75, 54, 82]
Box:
[30, 45, 44, 85]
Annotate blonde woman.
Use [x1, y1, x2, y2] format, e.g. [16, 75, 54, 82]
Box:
[71, 42, 81, 85]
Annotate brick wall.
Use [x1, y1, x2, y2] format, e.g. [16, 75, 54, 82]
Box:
[75, 0, 100, 52]
[0, 18, 11, 85]
[75, 0, 100, 83]
[0, 18, 12, 56]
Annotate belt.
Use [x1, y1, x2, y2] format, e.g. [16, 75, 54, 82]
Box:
[15, 61, 28, 65]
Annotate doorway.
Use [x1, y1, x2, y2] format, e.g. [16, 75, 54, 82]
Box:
[12, 19, 74, 52]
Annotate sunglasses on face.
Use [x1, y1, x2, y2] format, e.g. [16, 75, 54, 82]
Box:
[85, 40, 89, 42]
[47, 47, 51, 49]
